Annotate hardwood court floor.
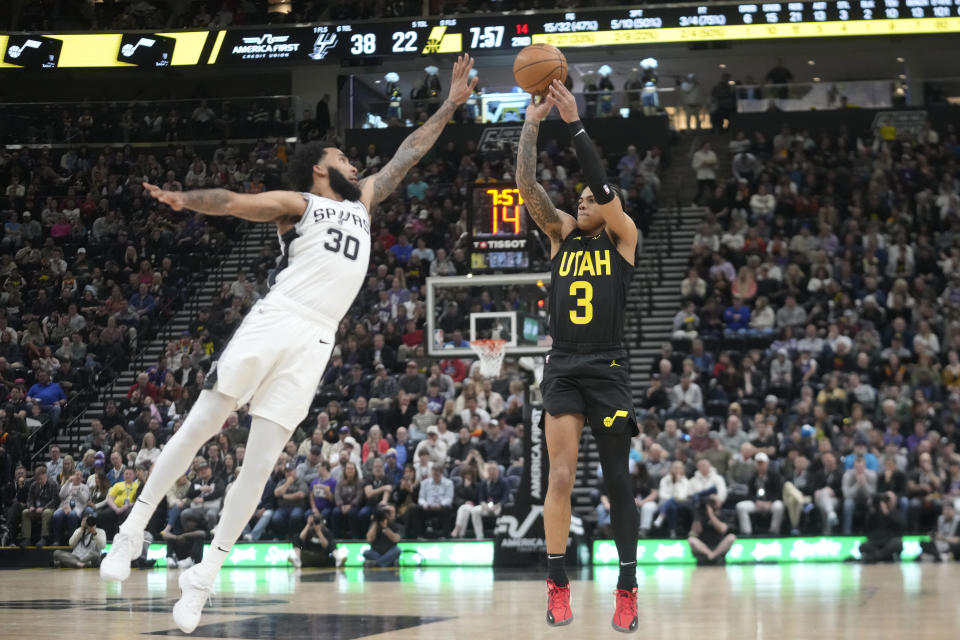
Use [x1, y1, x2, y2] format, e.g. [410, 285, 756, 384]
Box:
[0, 563, 958, 639]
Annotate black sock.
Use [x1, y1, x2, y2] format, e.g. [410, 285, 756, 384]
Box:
[617, 561, 637, 591]
[547, 553, 568, 587]
[595, 434, 639, 592]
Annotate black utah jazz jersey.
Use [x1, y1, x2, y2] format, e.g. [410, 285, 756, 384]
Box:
[548, 229, 633, 352]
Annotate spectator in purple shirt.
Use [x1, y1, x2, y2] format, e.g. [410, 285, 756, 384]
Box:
[308, 461, 337, 524]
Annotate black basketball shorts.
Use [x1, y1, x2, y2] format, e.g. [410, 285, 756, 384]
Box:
[540, 348, 638, 437]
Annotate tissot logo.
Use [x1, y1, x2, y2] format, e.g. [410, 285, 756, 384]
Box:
[472, 239, 527, 250]
[232, 33, 301, 59]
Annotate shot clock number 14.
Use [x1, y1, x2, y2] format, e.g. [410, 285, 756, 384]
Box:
[486, 188, 523, 234]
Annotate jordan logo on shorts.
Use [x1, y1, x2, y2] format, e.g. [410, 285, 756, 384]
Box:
[602, 410, 628, 428]
[610, 359, 621, 367]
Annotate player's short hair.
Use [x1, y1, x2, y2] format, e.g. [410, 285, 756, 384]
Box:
[286, 141, 340, 192]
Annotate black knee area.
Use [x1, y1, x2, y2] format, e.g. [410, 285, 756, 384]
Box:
[596, 434, 638, 568]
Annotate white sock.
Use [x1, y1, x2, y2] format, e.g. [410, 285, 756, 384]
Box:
[196, 416, 290, 582]
[119, 390, 237, 537]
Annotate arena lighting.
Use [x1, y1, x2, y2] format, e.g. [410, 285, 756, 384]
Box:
[896, 56, 905, 62]
[807, 59, 816, 65]
[813, 76, 821, 82]
[718, 63, 727, 69]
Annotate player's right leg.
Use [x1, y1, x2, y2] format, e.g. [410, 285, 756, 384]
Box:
[100, 389, 237, 582]
[543, 411, 584, 627]
[172, 414, 290, 633]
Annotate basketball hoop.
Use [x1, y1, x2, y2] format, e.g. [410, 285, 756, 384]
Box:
[469, 339, 506, 378]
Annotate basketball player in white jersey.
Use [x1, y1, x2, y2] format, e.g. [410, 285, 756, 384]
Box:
[100, 55, 478, 634]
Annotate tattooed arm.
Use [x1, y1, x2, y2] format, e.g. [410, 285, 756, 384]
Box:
[516, 99, 577, 256]
[141, 183, 306, 223]
[359, 55, 479, 211]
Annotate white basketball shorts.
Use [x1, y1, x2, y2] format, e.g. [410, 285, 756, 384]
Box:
[205, 292, 337, 430]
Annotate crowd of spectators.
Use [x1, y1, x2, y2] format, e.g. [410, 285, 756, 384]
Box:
[619, 119, 960, 560]
[0, 104, 664, 563]
[0, 136, 296, 546]
[0, 97, 303, 147]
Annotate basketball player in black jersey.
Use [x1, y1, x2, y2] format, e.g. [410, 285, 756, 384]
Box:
[517, 79, 640, 633]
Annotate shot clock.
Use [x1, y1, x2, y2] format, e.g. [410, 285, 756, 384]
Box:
[468, 184, 531, 272]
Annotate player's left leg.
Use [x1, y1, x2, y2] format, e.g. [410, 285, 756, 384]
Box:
[172, 415, 290, 634]
[101, 389, 237, 582]
[595, 433, 639, 633]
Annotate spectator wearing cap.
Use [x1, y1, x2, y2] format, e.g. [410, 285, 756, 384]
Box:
[369, 364, 400, 410]
[638, 374, 669, 421]
[480, 420, 509, 467]
[297, 445, 324, 484]
[735, 452, 785, 535]
[414, 425, 448, 465]
[272, 461, 309, 539]
[843, 434, 879, 471]
[19, 464, 58, 547]
[326, 425, 352, 465]
[181, 459, 224, 529]
[399, 360, 427, 397]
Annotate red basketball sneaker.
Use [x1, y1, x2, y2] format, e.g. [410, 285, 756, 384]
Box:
[545, 579, 573, 626]
[612, 587, 638, 633]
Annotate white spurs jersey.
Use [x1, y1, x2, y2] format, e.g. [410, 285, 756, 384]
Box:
[267, 192, 371, 322]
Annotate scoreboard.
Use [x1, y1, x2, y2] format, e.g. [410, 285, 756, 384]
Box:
[3, 0, 960, 69]
[468, 184, 531, 272]
[211, 3, 960, 64]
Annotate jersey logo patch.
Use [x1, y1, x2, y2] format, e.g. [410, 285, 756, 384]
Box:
[602, 410, 628, 428]
[610, 360, 621, 367]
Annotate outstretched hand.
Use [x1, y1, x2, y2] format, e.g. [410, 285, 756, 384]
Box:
[142, 182, 186, 211]
[546, 79, 579, 123]
[446, 54, 479, 105]
[525, 93, 555, 122]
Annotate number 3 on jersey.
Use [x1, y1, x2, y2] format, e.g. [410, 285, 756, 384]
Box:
[569, 280, 593, 324]
[323, 228, 360, 261]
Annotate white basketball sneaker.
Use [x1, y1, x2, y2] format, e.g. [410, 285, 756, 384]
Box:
[172, 564, 213, 634]
[100, 530, 143, 582]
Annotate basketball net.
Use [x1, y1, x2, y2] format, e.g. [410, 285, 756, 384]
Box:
[469, 339, 506, 378]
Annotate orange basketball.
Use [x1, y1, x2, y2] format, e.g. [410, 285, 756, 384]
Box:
[513, 43, 567, 95]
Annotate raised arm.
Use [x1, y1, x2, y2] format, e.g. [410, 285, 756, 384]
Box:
[547, 79, 638, 261]
[142, 183, 306, 223]
[517, 98, 576, 256]
[360, 55, 479, 210]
